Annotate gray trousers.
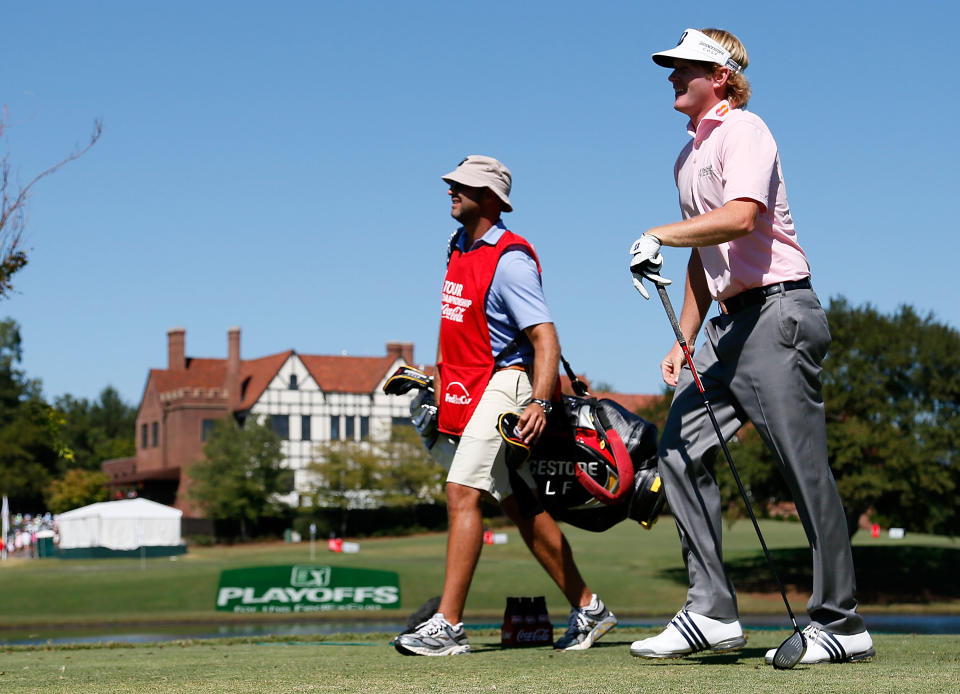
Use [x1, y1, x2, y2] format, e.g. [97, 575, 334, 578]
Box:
[659, 288, 864, 634]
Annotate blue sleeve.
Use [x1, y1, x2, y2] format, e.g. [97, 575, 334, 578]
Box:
[486, 250, 552, 363]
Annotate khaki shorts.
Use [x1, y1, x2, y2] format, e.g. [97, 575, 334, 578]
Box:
[447, 369, 536, 503]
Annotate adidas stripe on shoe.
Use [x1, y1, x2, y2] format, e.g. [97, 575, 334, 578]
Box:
[630, 609, 746, 658]
[764, 625, 874, 665]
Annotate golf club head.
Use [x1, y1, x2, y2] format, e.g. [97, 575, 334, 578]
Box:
[496, 412, 530, 470]
[772, 628, 806, 669]
[382, 366, 432, 396]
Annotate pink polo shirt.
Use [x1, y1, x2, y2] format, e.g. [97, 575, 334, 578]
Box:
[675, 101, 810, 300]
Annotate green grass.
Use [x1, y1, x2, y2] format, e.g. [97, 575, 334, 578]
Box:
[0, 630, 957, 694]
[1, 519, 958, 628]
[1, 521, 957, 693]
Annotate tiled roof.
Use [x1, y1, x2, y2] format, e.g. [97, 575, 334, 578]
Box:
[145, 347, 660, 415]
[238, 351, 294, 410]
[146, 349, 402, 411]
[145, 352, 292, 411]
[299, 354, 397, 394]
[148, 359, 228, 393]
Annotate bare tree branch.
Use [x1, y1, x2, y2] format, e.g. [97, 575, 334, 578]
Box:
[0, 118, 103, 297]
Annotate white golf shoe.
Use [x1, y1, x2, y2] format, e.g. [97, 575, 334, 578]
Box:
[630, 609, 746, 658]
[764, 625, 874, 665]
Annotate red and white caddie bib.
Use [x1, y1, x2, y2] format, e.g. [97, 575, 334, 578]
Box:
[437, 230, 539, 436]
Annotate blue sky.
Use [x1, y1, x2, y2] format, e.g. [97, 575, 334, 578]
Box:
[3, 1, 956, 406]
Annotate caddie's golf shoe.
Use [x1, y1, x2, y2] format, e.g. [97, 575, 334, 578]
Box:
[764, 625, 874, 665]
[554, 594, 617, 651]
[630, 609, 746, 658]
[394, 612, 471, 656]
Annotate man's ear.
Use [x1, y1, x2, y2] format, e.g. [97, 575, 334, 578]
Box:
[712, 66, 731, 89]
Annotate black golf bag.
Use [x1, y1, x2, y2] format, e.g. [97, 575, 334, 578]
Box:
[522, 394, 663, 532]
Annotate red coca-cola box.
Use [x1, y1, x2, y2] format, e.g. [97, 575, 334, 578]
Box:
[501, 596, 552, 647]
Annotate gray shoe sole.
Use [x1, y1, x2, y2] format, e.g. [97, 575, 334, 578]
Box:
[764, 646, 876, 665]
[394, 640, 471, 656]
[848, 647, 876, 662]
[631, 635, 746, 659]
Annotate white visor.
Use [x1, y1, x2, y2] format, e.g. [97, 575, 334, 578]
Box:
[652, 29, 742, 73]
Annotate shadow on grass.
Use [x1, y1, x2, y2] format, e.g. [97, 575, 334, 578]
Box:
[626, 647, 767, 666]
[660, 545, 960, 604]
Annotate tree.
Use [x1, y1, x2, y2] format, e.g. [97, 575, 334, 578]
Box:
[1, 116, 102, 297]
[186, 417, 286, 541]
[0, 318, 133, 511]
[309, 440, 381, 526]
[820, 298, 960, 536]
[0, 318, 62, 508]
[378, 425, 447, 506]
[45, 468, 110, 514]
[307, 425, 447, 535]
[54, 387, 136, 471]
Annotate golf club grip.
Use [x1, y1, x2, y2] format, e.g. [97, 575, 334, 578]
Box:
[656, 283, 686, 346]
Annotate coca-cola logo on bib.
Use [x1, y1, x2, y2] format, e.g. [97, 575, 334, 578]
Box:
[441, 280, 473, 324]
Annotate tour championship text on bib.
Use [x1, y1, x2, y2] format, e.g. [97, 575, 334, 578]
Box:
[441, 280, 472, 324]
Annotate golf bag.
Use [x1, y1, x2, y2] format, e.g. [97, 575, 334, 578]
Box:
[519, 394, 663, 532]
[383, 365, 665, 533]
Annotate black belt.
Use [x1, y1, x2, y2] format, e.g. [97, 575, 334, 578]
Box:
[721, 278, 812, 314]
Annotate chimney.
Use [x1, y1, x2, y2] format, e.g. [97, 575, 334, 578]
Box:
[167, 327, 186, 370]
[226, 326, 241, 409]
[386, 341, 414, 365]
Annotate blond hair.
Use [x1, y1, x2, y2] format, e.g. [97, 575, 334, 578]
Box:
[701, 28, 751, 108]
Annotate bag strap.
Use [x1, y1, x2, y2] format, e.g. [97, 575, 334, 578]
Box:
[573, 401, 634, 505]
[560, 354, 590, 397]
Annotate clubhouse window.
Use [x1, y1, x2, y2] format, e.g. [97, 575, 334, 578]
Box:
[270, 415, 290, 440]
[301, 415, 311, 441]
[201, 419, 217, 441]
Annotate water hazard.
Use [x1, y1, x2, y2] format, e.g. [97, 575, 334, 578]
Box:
[2, 614, 958, 646]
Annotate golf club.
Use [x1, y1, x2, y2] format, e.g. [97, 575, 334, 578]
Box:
[648, 279, 807, 669]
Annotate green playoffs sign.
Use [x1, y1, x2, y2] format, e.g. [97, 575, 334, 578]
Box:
[216, 565, 401, 614]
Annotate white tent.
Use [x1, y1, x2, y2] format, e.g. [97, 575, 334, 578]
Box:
[56, 498, 182, 550]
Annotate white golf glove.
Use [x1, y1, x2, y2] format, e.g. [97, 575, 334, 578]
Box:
[629, 234, 671, 299]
